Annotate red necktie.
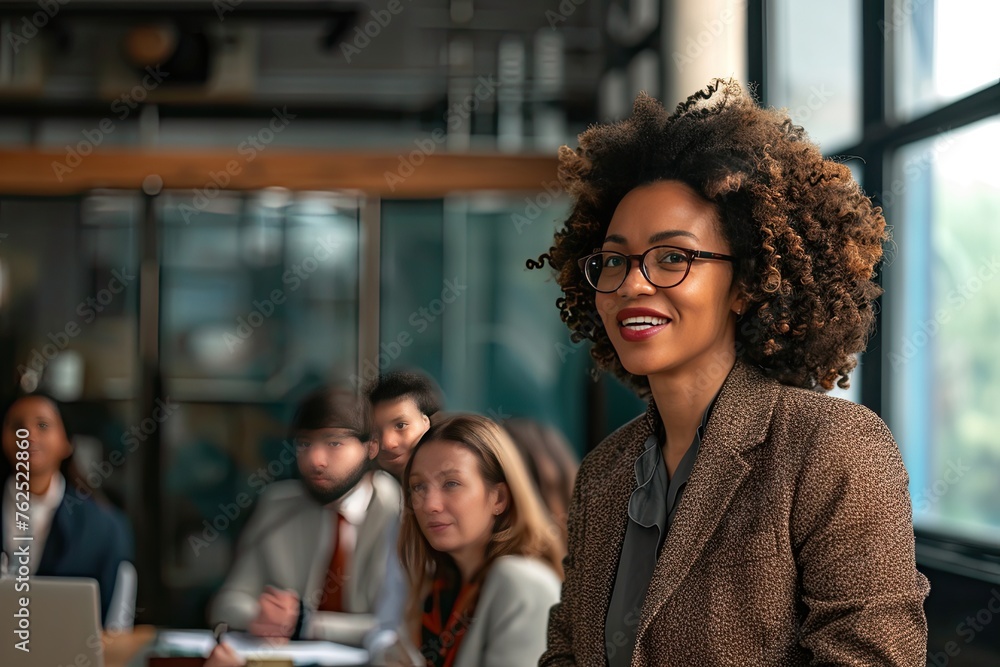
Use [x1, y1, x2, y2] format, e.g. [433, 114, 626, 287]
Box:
[318, 512, 350, 612]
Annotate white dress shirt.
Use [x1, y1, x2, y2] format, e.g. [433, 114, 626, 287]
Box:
[328, 472, 374, 567]
[3, 472, 66, 574]
[300, 473, 374, 637]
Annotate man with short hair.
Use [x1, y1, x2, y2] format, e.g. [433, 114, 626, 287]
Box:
[209, 387, 403, 647]
[365, 370, 443, 479]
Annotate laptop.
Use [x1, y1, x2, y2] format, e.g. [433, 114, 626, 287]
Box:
[0, 576, 104, 667]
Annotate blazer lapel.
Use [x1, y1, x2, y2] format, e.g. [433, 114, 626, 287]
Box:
[303, 499, 334, 599]
[585, 409, 655, 656]
[636, 361, 780, 641]
[349, 478, 392, 604]
[37, 494, 71, 573]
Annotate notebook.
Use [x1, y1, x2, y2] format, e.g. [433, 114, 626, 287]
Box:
[156, 630, 370, 666]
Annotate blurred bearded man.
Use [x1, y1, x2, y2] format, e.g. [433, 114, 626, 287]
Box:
[210, 387, 404, 648]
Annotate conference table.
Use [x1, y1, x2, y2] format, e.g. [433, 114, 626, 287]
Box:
[104, 626, 156, 667]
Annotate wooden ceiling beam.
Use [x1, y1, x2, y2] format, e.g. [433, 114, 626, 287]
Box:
[0, 149, 560, 197]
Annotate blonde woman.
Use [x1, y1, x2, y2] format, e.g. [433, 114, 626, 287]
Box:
[399, 413, 563, 667]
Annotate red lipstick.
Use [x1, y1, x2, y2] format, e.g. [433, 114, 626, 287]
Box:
[615, 307, 672, 342]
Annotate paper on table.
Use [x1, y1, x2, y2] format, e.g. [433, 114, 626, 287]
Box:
[157, 630, 216, 654]
[156, 630, 369, 666]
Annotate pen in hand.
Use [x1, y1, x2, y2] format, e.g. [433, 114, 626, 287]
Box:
[207, 623, 243, 667]
[213, 622, 228, 646]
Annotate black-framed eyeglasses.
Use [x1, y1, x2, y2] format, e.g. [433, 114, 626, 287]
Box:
[577, 245, 736, 293]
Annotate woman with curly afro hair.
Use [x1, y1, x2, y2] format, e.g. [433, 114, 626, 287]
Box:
[534, 79, 929, 666]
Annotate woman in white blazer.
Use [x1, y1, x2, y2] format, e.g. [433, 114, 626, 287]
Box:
[399, 413, 564, 667]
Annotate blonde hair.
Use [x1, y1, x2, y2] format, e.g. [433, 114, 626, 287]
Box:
[398, 413, 564, 636]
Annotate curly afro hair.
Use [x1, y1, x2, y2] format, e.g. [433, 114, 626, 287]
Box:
[531, 79, 888, 395]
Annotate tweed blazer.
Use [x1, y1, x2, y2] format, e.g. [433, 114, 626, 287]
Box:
[542, 360, 930, 666]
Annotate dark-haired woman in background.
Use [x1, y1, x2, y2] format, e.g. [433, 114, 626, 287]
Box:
[534, 79, 929, 665]
[502, 418, 578, 553]
[1, 393, 134, 627]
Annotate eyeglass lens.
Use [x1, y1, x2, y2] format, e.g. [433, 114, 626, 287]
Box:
[583, 248, 691, 291]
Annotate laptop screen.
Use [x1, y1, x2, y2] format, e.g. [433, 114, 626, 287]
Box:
[0, 576, 104, 667]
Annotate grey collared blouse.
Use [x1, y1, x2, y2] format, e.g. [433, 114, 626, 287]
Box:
[604, 402, 713, 667]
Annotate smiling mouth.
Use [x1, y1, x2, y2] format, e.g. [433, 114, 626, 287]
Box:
[620, 315, 671, 330]
[616, 312, 672, 342]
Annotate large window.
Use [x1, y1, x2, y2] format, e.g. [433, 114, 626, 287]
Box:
[156, 191, 362, 618]
[892, 0, 1000, 120]
[762, 0, 1000, 548]
[766, 0, 862, 151]
[885, 118, 1000, 543]
[160, 191, 360, 391]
